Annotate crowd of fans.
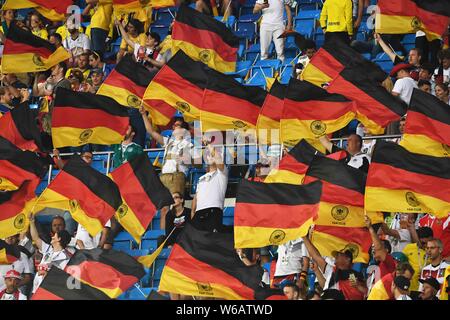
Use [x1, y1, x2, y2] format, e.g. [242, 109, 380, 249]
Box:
[0, 0, 449, 301]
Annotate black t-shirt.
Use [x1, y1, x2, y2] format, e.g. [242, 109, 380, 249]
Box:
[165, 207, 191, 246]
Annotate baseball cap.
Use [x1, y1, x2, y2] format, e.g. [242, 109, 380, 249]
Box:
[394, 275, 410, 291]
[331, 249, 353, 261]
[4, 269, 22, 280]
[419, 277, 441, 291]
[391, 252, 408, 263]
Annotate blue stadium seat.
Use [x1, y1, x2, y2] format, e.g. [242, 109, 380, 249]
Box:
[214, 15, 237, 29]
[239, 13, 261, 23]
[296, 9, 320, 20]
[223, 207, 235, 217]
[246, 71, 267, 87]
[251, 65, 274, 78]
[223, 216, 234, 226]
[153, 259, 166, 281]
[234, 77, 243, 83]
[124, 249, 150, 257]
[377, 60, 394, 73]
[279, 65, 293, 84]
[140, 269, 152, 288]
[112, 242, 131, 251]
[294, 19, 314, 38]
[116, 291, 128, 300]
[159, 248, 172, 259]
[113, 232, 137, 250]
[402, 33, 416, 44]
[373, 52, 391, 62]
[255, 59, 281, 69]
[151, 217, 161, 230]
[141, 239, 158, 252]
[127, 287, 151, 300]
[35, 181, 48, 195]
[155, 8, 176, 26]
[234, 29, 256, 43]
[150, 25, 170, 41]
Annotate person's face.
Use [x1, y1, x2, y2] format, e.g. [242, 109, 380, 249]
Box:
[124, 125, 135, 140]
[89, 56, 99, 68]
[305, 48, 316, 59]
[4, 10, 14, 22]
[420, 283, 437, 300]
[5, 277, 19, 291]
[419, 237, 433, 249]
[346, 135, 361, 155]
[408, 50, 420, 66]
[5, 235, 19, 245]
[49, 35, 59, 46]
[426, 241, 441, 260]
[419, 69, 431, 80]
[419, 84, 431, 94]
[442, 58, 450, 70]
[51, 64, 62, 77]
[1, 88, 13, 104]
[92, 73, 103, 86]
[51, 218, 65, 234]
[127, 24, 137, 36]
[30, 15, 40, 29]
[81, 152, 93, 165]
[399, 120, 406, 134]
[172, 193, 183, 206]
[335, 254, 351, 269]
[146, 35, 157, 48]
[435, 86, 448, 100]
[68, 27, 78, 35]
[78, 56, 89, 69]
[283, 287, 298, 300]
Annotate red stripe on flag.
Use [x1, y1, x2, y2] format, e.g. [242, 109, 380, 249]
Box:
[404, 110, 450, 145]
[3, 39, 53, 58]
[283, 99, 355, 120]
[103, 69, 147, 97]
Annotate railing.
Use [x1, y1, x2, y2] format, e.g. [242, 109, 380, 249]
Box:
[44, 134, 402, 186]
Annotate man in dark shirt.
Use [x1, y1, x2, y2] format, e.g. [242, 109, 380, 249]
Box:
[162, 192, 191, 247]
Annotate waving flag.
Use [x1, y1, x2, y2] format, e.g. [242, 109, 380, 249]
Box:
[52, 88, 129, 148]
[1, 0, 73, 21]
[365, 141, 450, 218]
[234, 180, 322, 248]
[400, 89, 450, 157]
[172, 5, 239, 72]
[2, 24, 70, 73]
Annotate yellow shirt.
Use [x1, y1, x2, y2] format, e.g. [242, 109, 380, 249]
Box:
[402, 243, 429, 292]
[32, 28, 49, 40]
[91, 2, 113, 31]
[319, 0, 353, 35]
[120, 33, 146, 52]
[55, 25, 85, 40]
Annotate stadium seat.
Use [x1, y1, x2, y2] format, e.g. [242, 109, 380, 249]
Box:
[294, 19, 314, 38]
[214, 15, 237, 29]
[150, 217, 161, 230]
[113, 232, 137, 250]
[223, 216, 234, 226]
[279, 65, 293, 84]
[223, 207, 235, 217]
[124, 249, 149, 257]
[296, 9, 321, 20]
[142, 230, 165, 240]
[402, 33, 416, 44]
[127, 286, 151, 300]
[141, 239, 158, 252]
[153, 259, 166, 281]
[254, 59, 281, 70]
[155, 8, 176, 26]
[150, 25, 170, 41]
[234, 29, 256, 43]
[159, 248, 172, 259]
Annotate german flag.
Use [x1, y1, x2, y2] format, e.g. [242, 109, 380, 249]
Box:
[280, 79, 356, 147]
[0, 239, 21, 264]
[0, 138, 48, 191]
[311, 225, 372, 263]
[264, 139, 319, 184]
[400, 89, 450, 157]
[376, 0, 450, 41]
[234, 180, 322, 248]
[110, 154, 173, 243]
[201, 68, 266, 132]
[159, 224, 266, 300]
[172, 5, 239, 72]
[302, 45, 407, 134]
[143, 50, 208, 123]
[112, 0, 149, 12]
[1, 0, 73, 21]
[0, 180, 38, 239]
[33, 155, 123, 236]
[97, 55, 173, 125]
[1, 24, 70, 73]
[64, 248, 145, 299]
[151, 0, 176, 8]
[52, 87, 129, 148]
[365, 141, 450, 218]
[0, 103, 43, 152]
[32, 267, 111, 300]
[256, 80, 286, 145]
[367, 273, 395, 300]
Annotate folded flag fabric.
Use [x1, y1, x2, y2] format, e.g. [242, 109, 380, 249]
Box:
[0, 239, 21, 265]
[1, 24, 71, 73]
[52, 87, 129, 148]
[110, 153, 173, 243]
[234, 179, 322, 248]
[172, 5, 239, 72]
[32, 155, 123, 236]
[0, 137, 47, 192]
[159, 224, 267, 300]
[365, 141, 450, 218]
[0, 103, 43, 152]
[280, 78, 356, 147]
[31, 267, 111, 300]
[400, 88, 450, 157]
[0, 180, 39, 239]
[376, 0, 450, 41]
[64, 248, 145, 299]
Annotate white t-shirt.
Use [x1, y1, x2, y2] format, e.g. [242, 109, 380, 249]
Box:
[274, 238, 308, 276]
[0, 252, 31, 290]
[162, 136, 193, 175]
[396, 294, 412, 300]
[392, 77, 418, 105]
[75, 220, 111, 249]
[348, 152, 371, 170]
[0, 291, 27, 300]
[195, 167, 228, 211]
[419, 261, 450, 295]
[133, 43, 154, 63]
[257, 0, 289, 26]
[389, 214, 413, 252]
[63, 33, 91, 56]
[433, 67, 450, 84]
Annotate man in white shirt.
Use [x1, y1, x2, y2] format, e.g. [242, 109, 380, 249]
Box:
[391, 63, 418, 105]
[191, 143, 228, 232]
[419, 238, 450, 296]
[75, 221, 110, 250]
[62, 20, 91, 60]
[253, 0, 292, 62]
[274, 238, 309, 289]
[433, 49, 450, 84]
[0, 270, 27, 300]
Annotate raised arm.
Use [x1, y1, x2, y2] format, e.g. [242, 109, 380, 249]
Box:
[318, 135, 334, 153]
[114, 19, 136, 49]
[139, 106, 165, 145]
[365, 215, 387, 262]
[28, 213, 43, 251]
[374, 33, 398, 63]
[302, 233, 327, 273]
